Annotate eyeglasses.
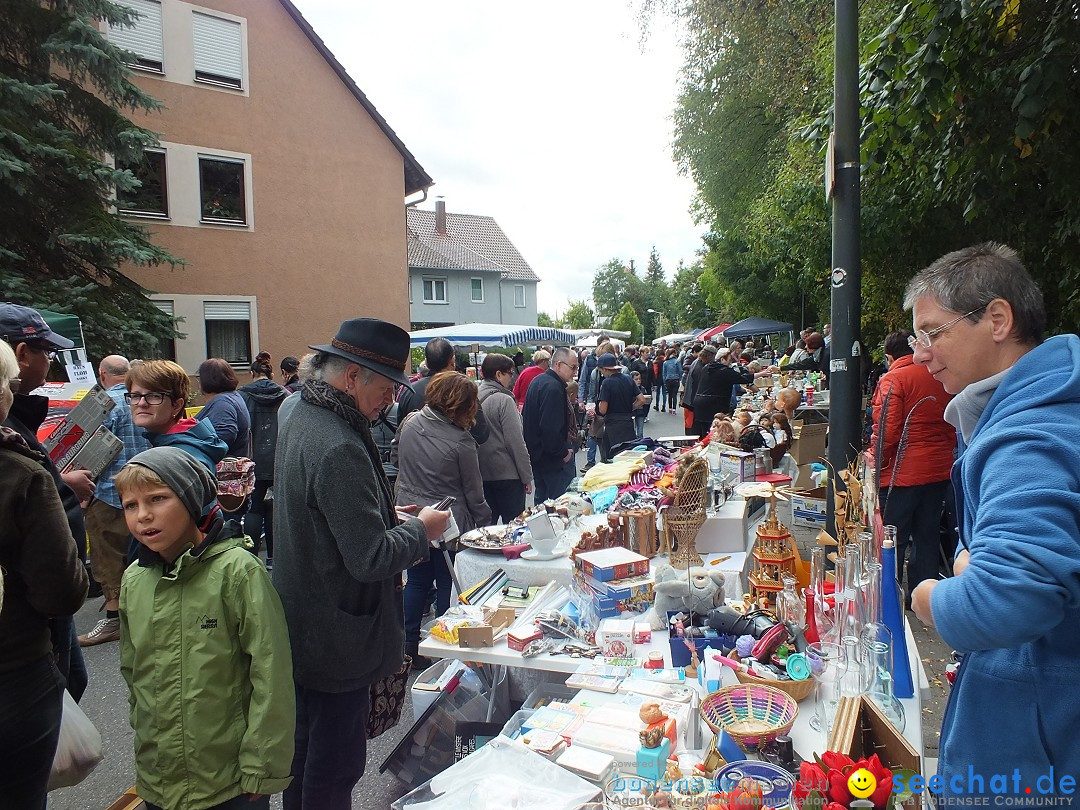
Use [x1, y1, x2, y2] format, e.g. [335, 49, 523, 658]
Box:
[124, 391, 171, 405]
[29, 345, 58, 362]
[558, 361, 579, 371]
[908, 307, 986, 351]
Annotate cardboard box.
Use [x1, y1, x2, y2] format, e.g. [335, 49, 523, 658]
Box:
[457, 607, 515, 648]
[720, 449, 755, 482]
[828, 695, 921, 807]
[508, 627, 542, 652]
[791, 486, 828, 528]
[575, 547, 649, 582]
[599, 618, 635, 657]
[790, 421, 828, 465]
[585, 570, 655, 602]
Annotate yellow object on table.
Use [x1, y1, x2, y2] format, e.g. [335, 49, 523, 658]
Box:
[581, 456, 646, 491]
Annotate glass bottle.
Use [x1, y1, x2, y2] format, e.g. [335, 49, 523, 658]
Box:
[838, 545, 867, 644]
[821, 555, 845, 646]
[804, 547, 825, 644]
[777, 574, 805, 627]
[859, 562, 904, 729]
[882, 524, 899, 580]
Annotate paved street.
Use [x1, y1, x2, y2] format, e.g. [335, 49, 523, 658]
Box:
[50, 403, 950, 809]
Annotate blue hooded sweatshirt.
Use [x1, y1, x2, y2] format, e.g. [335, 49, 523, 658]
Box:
[933, 334, 1080, 797]
[146, 417, 228, 474]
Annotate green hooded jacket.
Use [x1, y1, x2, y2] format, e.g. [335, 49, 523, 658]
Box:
[119, 524, 295, 810]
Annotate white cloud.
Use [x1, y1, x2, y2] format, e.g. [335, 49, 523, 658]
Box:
[292, 0, 705, 319]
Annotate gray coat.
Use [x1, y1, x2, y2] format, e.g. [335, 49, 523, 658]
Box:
[476, 380, 533, 486]
[393, 406, 491, 534]
[272, 398, 427, 693]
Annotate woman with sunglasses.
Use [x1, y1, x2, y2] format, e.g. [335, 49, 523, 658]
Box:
[126, 360, 227, 474]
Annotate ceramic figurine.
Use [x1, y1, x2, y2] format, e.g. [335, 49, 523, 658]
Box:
[639, 702, 668, 726]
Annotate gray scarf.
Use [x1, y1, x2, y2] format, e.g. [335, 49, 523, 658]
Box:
[301, 379, 395, 523]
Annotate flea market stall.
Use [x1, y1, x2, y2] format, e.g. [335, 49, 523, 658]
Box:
[390, 376, 927, 809]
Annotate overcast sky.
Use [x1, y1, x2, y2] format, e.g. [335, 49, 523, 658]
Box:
[292, 0, 705, 319]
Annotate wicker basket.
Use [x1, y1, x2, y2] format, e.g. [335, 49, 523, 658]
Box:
[734, 669, 815, 702]
[700, 684, 798, 749]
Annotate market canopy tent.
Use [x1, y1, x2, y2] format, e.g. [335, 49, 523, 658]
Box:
[697, 323, 733, 342]
[567, 328, 630, 347]
[38, 308, 85, 350]
[723, 317, 794, 339]
[408, 322, 577, 349]
[652, 331, 697, 345]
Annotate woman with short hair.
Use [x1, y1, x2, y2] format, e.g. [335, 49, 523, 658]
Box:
[477, 353, 532, 523]
[395, 371, 492, 666]
[195, 358, 251, 458]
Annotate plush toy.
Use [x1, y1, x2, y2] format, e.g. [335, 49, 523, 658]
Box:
[644, 563, 726, 629]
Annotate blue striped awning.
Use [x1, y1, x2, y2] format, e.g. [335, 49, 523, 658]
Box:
[408, 323, 577, 348]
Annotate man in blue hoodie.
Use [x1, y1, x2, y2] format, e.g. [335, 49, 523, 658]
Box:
[906, 244, 1080, 799]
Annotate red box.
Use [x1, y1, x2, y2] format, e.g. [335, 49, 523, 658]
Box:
[756, 473, 792, 485]
[508, 627, 542, 651]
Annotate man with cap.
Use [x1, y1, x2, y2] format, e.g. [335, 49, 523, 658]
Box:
[0, 302, 89, 699]
[273, 318, 451, 810]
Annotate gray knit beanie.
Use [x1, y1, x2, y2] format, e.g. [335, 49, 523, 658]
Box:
[125, 446, 216, 523]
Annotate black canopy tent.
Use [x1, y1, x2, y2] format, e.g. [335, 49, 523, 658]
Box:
[723, 316, 794, 340]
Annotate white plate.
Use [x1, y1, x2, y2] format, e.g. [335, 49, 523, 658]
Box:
[521, 546, 569, 562]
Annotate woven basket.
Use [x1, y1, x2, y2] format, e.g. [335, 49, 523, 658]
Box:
[700, 684, 798, 749]
[734, 669, 815, 702]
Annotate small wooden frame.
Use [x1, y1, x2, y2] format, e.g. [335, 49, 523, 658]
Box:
[457, 607, 516, 648]
[828, 696, 921, 807]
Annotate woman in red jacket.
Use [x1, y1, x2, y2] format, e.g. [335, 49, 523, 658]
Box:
[871, 331, 956, 599]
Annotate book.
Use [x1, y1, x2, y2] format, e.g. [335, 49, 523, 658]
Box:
[41, 384, 116, 476]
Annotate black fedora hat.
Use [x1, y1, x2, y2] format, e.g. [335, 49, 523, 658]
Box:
[310, 318, 410, 385]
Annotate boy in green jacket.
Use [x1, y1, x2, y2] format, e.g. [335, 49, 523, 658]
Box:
[117, 447, 295, 810]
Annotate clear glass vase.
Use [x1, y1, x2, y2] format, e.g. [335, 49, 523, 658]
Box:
[777, 574, 805, 627]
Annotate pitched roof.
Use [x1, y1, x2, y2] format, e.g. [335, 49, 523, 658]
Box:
[278, 0, 433, 196]
[407, 208, 540, 282]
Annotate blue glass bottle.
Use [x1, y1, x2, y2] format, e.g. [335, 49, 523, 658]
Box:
[880, 532, 914, 699]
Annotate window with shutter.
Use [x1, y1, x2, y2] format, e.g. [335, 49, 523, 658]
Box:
[204, 302, 251, 364]
[151, 300, 176, 361]
[192, 12, 243, 89]
[107, 0, 164, 73]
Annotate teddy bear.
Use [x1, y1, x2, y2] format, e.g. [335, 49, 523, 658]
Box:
[643, 563, 726, 629]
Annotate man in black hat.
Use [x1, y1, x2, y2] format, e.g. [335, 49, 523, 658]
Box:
[272, 317, 450, 810]
[0, 302, 90, 700]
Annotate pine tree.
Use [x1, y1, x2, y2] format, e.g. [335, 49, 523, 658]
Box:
[0, 0, 181, 359]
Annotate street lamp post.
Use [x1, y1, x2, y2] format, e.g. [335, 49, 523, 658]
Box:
[646, 308, 659, 344]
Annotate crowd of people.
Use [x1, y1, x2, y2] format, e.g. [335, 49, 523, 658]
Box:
[1, 241, 1078, 807]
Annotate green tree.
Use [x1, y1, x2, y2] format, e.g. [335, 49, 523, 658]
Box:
[592, 258, 646, 325]
[612, 301, 643, 344]
[851, 0, 1080, 329]
[536, 311, 554, 327]
[670, 262, 710, 331]
[0, 0, 181, 360]
[563, 299, 594, 329]
[642, 246, 670, 342]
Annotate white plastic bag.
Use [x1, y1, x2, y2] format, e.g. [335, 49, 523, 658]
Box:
[48, 690, 104, 790]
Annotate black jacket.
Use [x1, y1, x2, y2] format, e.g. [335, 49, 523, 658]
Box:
[4, 394, 86, 561]
[239, 379, 288, 480]
[522, 368, 571, 472]
[692, 362, 754, 423]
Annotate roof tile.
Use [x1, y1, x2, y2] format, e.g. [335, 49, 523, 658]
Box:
[407, 209, 539, 282]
